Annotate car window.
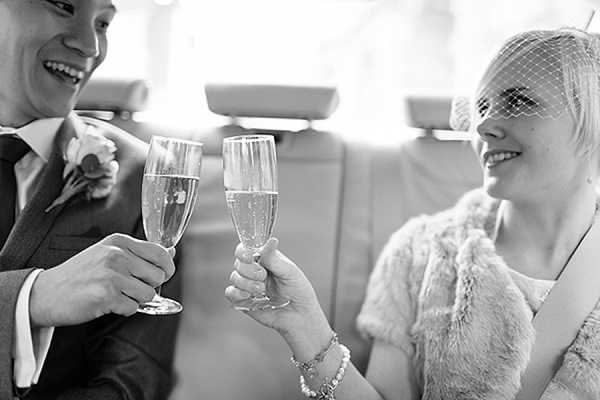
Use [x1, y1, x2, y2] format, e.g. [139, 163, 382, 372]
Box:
[101, 0, 594, 136]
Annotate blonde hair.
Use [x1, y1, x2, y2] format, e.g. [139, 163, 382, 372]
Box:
[476, 27, 600, 158]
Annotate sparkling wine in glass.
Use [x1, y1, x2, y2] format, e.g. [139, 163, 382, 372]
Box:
[223, 134, 290, 311]
[138, 135, 203, 315]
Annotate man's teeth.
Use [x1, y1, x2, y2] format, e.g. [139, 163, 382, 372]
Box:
[43, 61, 84, 82]
[485, 152, 519, 166]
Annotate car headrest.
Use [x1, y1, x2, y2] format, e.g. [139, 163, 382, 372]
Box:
[76, 77, 150, 113]
[403, 92, 454, 132]
[205, 82, 340, 120]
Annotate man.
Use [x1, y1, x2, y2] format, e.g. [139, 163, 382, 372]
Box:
[0, 0, 181, 399]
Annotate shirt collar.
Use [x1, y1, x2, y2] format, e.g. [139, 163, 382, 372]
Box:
[0, 118, 64, 163]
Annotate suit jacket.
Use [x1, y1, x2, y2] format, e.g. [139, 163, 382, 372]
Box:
[0, 114, 181, 400]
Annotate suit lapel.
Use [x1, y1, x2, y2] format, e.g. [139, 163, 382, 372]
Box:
[0, 118, 76, 271]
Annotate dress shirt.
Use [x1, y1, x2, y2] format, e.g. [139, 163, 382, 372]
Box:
[1, 118, 63, 388]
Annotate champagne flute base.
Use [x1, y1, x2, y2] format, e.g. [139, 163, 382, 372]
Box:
[231, 295, 290, 312]
[137, 294, 183, 315]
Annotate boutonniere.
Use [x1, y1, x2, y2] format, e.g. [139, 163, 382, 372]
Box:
[45, 127, 119, 213]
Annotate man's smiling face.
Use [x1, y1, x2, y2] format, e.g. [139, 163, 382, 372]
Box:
[0, 0, 116, 127]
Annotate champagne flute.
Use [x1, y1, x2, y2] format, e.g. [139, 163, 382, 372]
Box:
[138, 135, 203, 315]
[223, 134, 290, 311]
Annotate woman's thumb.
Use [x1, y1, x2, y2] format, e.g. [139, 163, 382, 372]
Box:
[259, 237, 284, 274]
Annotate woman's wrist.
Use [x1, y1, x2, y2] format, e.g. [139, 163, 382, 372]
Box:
[280, 309, 333, 362]
[291, 332, 339, 376]
[299, 343, 351, 398]
[289, 331, 352, 399]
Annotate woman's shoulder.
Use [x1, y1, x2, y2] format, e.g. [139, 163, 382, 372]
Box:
[388, 187, 495, 244]
[373, 187, 497, 290]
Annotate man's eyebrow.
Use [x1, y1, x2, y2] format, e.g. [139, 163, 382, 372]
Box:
[104, 4, 118, 14]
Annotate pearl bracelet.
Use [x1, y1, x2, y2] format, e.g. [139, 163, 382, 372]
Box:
[299, 343, 351, 400]
[291, 332, 339, 379]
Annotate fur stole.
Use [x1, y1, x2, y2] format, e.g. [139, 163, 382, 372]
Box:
[357, 188, 600, 399]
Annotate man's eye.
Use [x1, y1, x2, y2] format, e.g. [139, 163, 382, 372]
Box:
[97, 20, 111, 32]
[48, 1, 74, 14]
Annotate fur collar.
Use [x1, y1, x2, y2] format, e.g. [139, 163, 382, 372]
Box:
[404, 189, 600, 399]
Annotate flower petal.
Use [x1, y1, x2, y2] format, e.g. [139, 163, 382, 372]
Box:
[51, 127, 120, 212]
[65, 137, 82, 165]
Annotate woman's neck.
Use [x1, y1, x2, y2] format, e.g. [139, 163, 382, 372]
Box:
[494, 192, 598, 280]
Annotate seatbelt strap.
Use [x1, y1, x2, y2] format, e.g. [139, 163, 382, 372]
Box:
[515, 217, 600, 400]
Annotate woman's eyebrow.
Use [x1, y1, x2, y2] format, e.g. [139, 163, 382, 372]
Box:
[500, 87, 533, 98]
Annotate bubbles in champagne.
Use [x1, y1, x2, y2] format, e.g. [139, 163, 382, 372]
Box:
[142, 174, 200, 248]
[225, 190, 278, 251]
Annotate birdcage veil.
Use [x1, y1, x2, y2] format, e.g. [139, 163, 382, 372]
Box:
[449, 27, 600, 155]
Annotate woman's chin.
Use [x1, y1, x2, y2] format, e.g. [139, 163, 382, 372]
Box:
[483, 178, 507, 200]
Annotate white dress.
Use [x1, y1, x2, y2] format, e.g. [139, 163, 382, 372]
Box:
[508, 269, 587, 400]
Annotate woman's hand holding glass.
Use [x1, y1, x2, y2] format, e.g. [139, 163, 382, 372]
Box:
[225, 237, 333, 351]
[223, 134, 290, 311]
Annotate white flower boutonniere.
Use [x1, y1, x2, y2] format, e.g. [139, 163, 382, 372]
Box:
[45, 127, 119, 213]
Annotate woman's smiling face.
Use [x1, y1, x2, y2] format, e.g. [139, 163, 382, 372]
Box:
[0, 0, 116, 127]
[472, 46, 585, 204]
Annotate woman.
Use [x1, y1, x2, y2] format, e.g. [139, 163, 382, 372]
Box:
[225, 27, 600, 399]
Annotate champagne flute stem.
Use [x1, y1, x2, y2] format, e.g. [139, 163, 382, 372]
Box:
[153, 245, 172, 297]
[250, 250, 272, 302]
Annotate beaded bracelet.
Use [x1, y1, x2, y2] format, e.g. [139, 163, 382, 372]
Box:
[299, 343, 351, 400]
[291, 332, 338, 379]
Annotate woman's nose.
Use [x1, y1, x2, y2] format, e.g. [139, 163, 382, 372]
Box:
[475, 115, 506, 142]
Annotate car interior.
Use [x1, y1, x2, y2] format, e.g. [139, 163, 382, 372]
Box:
[76, 77, 482, 400]
[70, 0, 600, 398]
